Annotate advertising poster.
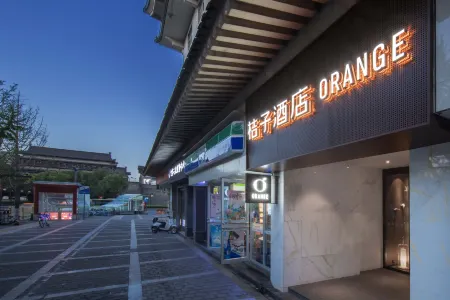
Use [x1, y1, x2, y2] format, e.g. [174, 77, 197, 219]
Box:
[209, 224, 221, 248]
[223, 229, 246, 259]
[225, 190, 246, 221]
[210, 194, 221, 219]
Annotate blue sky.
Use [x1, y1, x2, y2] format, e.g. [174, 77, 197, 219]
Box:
[0, 0, 182, 179]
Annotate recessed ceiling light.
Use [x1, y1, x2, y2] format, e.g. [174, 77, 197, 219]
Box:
[386, 160, 390, 164]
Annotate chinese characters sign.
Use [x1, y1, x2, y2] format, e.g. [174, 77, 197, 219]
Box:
[248, 28, 414, 141]
[168, 161, 185, 178]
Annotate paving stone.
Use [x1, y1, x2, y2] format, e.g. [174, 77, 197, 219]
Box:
[49, 255, 130, 272]
[0, 252, 62, 262]
[140, 257, 215, 281]
[142, 273, 255, 300]
[0, 261, 47, 278]
[0, 278, 25, 298]
[29, 267, 129, 295]
[72, 246, 130, 257]
[137, 242, 188, 252]
[46, 288, 128, 300]
[139, 248, 197, 262]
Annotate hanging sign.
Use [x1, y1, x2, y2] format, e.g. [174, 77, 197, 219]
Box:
[245, 173, 274, 203]
[168, 161, 185, 178]
[248, 27, 414, 141]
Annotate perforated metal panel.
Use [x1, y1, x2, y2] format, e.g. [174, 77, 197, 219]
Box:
[246, 0, 431, 169]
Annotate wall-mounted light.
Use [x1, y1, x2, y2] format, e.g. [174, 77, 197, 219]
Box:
[346, 166, 350, 169]
[386, 160, 390, 164]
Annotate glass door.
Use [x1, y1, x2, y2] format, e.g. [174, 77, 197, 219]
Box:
[221, 178, 249, 264]
[250, 203, 272, 269]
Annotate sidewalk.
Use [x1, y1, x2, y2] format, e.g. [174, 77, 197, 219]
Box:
[179, 235, 300, 300]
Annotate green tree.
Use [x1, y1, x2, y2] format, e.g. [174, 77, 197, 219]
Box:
[30, 170, 74, 182]
[0, 81, 48, 219]
[29, 168, 128, 199]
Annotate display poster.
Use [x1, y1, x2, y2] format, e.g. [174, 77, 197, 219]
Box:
[210, 194, 221, 219]
[223, 229, 246, 259]
[209, 224, 221, 248]
[225, 190, 246, 221]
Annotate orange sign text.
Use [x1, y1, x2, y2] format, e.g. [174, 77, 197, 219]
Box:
[248, 28, 414, 142]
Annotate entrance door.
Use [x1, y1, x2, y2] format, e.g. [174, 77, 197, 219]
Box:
[220, 178, 249, 264]
[383, 167, 410, 273]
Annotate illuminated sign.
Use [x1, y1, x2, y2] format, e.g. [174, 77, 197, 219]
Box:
[245, 173, 273, 203]
[168, 161, 185, 178]
[248, 28, 414, 141]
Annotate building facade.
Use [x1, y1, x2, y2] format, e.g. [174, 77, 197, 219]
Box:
[19, 146, 130, 175]
[144, 0, 450, 299]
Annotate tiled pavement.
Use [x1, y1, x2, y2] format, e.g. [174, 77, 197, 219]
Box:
[0, 215, 266, 300]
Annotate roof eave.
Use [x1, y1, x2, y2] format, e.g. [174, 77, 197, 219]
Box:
[144, 0, 225, 176]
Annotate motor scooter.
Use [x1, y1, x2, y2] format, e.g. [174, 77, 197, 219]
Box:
[151, 215, 177, 234]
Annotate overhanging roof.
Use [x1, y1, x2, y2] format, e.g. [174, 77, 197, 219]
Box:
[144, 0, 196, 51]
[144, 0, 337, 176]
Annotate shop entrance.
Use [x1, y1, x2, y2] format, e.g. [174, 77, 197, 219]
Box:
[206, 177, 250, 264]
[286, 151, 410, 300]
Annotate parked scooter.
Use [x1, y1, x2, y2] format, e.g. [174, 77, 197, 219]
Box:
[151, 215, 177, 234]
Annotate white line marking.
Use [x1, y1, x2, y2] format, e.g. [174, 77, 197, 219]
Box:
[137, 241, 182, 246]
[138, 215, 142, 220]
[49, 264, 129, 276]
[0, 276, 28, 282]
[82, 244, 130, 250]
[0, 259, 50, 266]
[88, 238, 130, 243]
[140, 256, 196, 265]
[128, 219, 142, 300]
[20, 271, 221, 300]
[138, 248, 191, 254]
[0, 219, 113, 300]
[27, 283, 129, 299]
[0, 221, 82, 254]
[0, 249, 64, 255]
[65, 253, 130, 260]
[128, 252, 142, 300]
[141, 270, 219, 285]
[130, 220, 137, 250]
[17, 242, 74, 247]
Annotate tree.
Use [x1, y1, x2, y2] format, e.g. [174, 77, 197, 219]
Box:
[0, 81, 48, 219]
[30, 168, 128, 199]
[0, 81, 20, 146]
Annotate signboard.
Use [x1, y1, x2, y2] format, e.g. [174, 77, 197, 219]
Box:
[168, 161, 185, 178]
[245, 173, 274, 203]
[184, 122, 244, 174]
[248, 27, 414, 141]
[79, 186, 90, 195]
